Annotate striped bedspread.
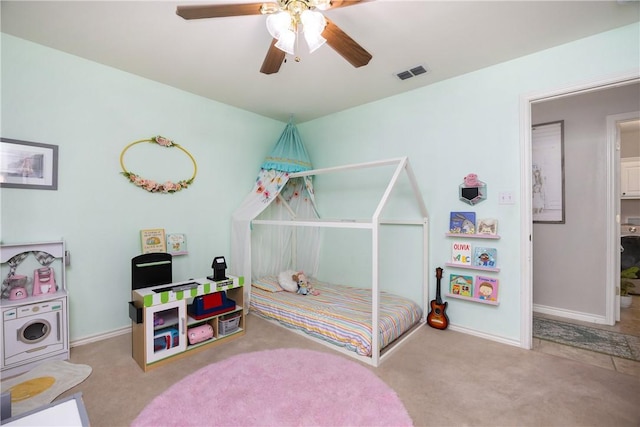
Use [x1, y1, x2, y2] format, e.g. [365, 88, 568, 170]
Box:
[250, 276, 423, 356]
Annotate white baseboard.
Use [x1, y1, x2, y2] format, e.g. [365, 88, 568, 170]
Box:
[448, 324, 523, 348]
[70, 326, 130, 348]
[533, 304, 609, 325]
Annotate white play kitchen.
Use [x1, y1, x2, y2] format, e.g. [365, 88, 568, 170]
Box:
[1, 241, 69, 377]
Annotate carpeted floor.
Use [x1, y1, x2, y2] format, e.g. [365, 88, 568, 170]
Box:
[131, 348, 413, 427]
[533, 316, 640, 361]
[61, 314, 640, 426]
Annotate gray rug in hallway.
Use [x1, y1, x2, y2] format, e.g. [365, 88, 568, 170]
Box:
[533, 317, 640, 361]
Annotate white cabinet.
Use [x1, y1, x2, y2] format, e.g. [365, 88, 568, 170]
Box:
[621, 157, 640, 198]
[1, 241, 69, 377]
[144, 300, 186, 364]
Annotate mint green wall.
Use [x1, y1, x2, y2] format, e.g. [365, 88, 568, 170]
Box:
[1, 34, 284, 341]
[300, 23, 639, 343]
[1, 23, 638, 345]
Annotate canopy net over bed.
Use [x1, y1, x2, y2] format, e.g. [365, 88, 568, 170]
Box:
[231, 119, 321, 306]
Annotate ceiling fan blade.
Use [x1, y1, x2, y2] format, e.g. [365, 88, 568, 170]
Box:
[260, 39, 286, 74]
[176, 3, 274, 20]
[322, 17, 372, 68]
[325, 0, 368, 10]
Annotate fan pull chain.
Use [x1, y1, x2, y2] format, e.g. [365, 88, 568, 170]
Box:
[295, 22, 301, 62]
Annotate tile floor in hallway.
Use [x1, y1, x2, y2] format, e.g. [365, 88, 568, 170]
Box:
[533, 295, 640, 377]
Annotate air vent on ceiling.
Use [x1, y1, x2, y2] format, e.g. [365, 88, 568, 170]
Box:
[395, 65, 429, 81]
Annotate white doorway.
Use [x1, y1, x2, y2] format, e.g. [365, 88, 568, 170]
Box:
[607, 112, 640, 322]
[519, 73, 640, 350]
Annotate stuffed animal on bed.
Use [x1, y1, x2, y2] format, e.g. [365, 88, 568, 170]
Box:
[278, 270, 319, 296]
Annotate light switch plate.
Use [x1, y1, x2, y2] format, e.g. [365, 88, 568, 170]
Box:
[499, 191, 515, 205]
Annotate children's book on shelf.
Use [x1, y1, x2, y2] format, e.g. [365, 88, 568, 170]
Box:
[140, 228, 166, 254]
[449, 211, 476, 234]
[451, 241, 472, 265]
[166, 233, 188, 256]
[450, 274, 473, 297]
[475, 276, 499, 301]
[473, 247, 497, 268]
[477, 218, 498, 235]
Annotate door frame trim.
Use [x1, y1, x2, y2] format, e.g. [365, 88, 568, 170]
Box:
[607, 110, 640, 323]
[519, 71, 639, 349]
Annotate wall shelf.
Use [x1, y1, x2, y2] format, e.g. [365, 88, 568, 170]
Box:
[446, 293, 499, 306]
[445, 262, 500, 272]
[445, 213, 501, 304]
[446, 233, 500, 239]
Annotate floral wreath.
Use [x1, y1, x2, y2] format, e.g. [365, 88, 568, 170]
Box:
[120, 136, 197, 193]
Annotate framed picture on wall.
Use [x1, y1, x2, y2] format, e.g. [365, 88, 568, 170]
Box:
[532, 120, 565, 223]
[0, 138, 59, 190]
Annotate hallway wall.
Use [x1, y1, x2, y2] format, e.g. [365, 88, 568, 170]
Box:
[532, 83, 640, 318]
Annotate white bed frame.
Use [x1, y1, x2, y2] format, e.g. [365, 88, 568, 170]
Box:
[251, 157, 430, 367]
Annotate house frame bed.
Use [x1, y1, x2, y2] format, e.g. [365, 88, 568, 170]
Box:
[250, 157, 430, 367]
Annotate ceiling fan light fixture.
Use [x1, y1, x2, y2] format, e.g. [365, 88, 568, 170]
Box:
[300, 10, 325, 32]
[266, 11, 292, 39]
[261, 3, 280, 14]
[275, 29, 296, 55]
[304, 31, 326, 53]
[312, 0, 332, 11]
[300, 10, 327, 53]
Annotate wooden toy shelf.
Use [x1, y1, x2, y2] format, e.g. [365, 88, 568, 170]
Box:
[129, 276, 245, 372]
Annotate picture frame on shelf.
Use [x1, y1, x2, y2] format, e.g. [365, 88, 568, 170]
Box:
[0, 138, 58, 190]
[532, 120, 565, 223]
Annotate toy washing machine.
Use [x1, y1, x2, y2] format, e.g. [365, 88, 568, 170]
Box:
[2, 298, 67, 367]
[621, 223, 640, 295]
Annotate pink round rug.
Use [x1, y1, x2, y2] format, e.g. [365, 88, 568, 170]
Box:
[132, 348, 413, 427]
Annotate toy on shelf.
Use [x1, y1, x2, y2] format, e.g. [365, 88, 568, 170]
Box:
[32, 267, 57, 296]
[153, 313, 165, 327]
[7, 275, 29, 300]
[459, 173, 486, 206]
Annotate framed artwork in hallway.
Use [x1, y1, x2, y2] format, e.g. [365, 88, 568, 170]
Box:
[532, 121, 565, 223]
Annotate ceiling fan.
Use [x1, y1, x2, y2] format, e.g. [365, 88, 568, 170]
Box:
[176, 0, 372, 75]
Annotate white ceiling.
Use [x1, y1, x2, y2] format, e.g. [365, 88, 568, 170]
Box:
[2, 1, 639, 123]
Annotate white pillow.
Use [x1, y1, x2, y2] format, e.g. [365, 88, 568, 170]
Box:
[278, 270, 299, 293]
